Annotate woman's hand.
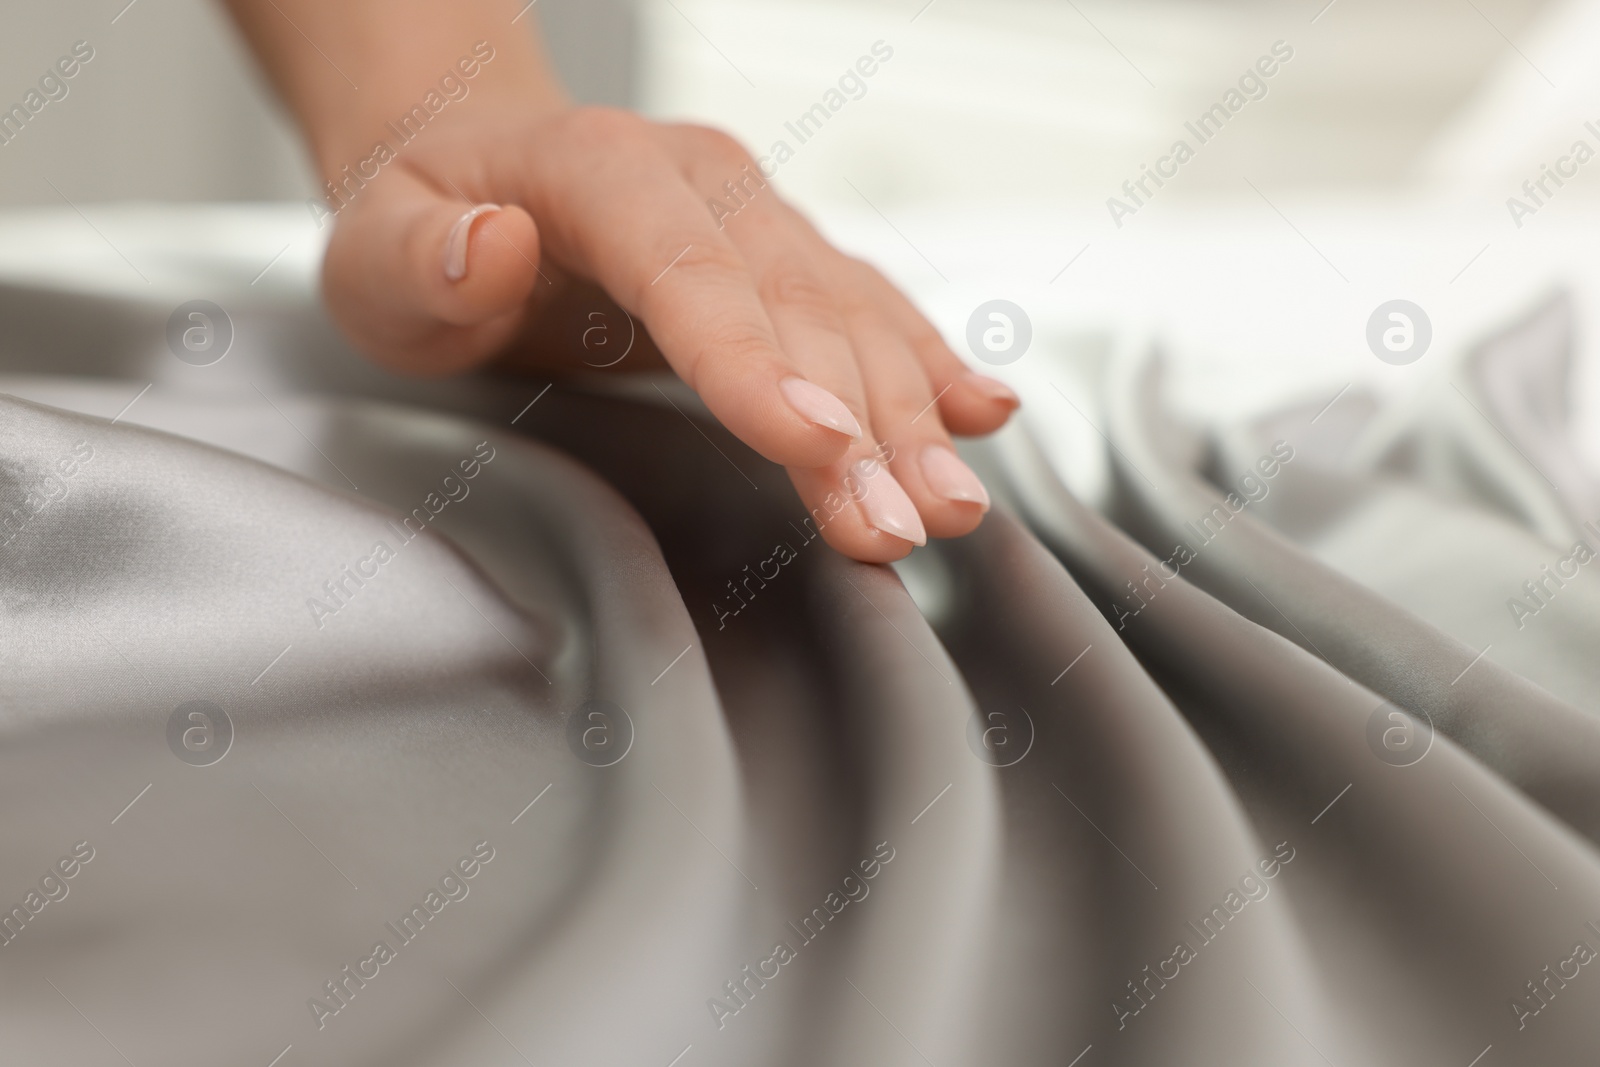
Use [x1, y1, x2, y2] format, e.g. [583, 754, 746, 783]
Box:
[225, 1, 1018, 562]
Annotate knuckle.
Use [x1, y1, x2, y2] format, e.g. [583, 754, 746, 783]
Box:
[761, 267, 841, 327]
[637, 241, 747, 304]
[831, 259, 883, 312]
[562, 105, 650, 147]
[694, 320, 779, 380]
[833, 284, 872, 319]
[680, 124, 754, 168]
[706, 322, 775, 359]
[905, 319, 951, 357]
[670, 240, 749, 279]
[635, 241, 749, 320]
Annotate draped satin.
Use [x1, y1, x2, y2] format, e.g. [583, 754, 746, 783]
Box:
[2, 289, 1599, 1064]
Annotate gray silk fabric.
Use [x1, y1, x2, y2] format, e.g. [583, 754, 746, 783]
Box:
[3, 283, 1600, 1065]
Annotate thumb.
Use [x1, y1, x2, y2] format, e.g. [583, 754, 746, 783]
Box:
[321, 165, 542, 376]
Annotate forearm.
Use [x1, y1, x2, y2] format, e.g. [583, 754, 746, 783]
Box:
[222, 0, 568, 180]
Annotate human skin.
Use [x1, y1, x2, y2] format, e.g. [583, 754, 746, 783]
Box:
[223, 0, 1019, 562]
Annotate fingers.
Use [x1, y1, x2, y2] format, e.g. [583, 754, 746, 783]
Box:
[321, 164, 542, 376]
[786, 452, 928, 564]
[783, 345, 988, 560]
[847, 259, 1020, 437]
[722, 212, 979, 555]
[508, 108, 859, 470]
[724, 205, 873, 457]
[684, 178, 923, 557]
[317, 108, 1021, 566]
[837, 278, 990, 541]
[683, 156, 997, 555]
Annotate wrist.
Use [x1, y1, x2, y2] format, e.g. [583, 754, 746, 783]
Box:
[309, 41, 567, 183]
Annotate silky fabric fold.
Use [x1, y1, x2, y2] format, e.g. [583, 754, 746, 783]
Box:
[4, 289, 1600, 1064]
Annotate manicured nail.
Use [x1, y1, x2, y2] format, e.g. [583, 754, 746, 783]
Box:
[443, 203, 501, 282]
[919, 444, 990, 508]
[780, 377, 862, 439]
[964, 372, 1020, 408]
[852, 459, 927, 546]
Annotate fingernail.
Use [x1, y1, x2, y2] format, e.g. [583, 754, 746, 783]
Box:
[780, 377, 862, 439]
[852, 459, 927, 546]
[443, 203, 501, 282]
[964, 372, 1020, 408]
[919, 444, 990, 508]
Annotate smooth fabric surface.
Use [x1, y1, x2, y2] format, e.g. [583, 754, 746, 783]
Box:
[3, 286, 1600, 1066]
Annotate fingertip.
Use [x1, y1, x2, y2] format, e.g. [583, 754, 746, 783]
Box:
[911, 442, 990, 538]
[698, 367, 858, 468]
[442, 204, 499, 282]
[771, 376, 865, 465]
[918, 444, 991, 509]
[780, 377, 862, 439]
[788, 461, 922, 563]
[851, 458, 927, 547]
[847, 531, 920, 564]
[963, 371, 1020, 409]
[940, 371, 1021, 436]
[440, 204, 541, 324]
[960, 374, 1011, 412]
[773, 419, 859, 470]
[818, 520, 921, 564]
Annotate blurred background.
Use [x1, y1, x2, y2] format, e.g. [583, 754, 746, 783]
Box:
[0, 0, 1576, 208]
[3, 0, 1599, 452]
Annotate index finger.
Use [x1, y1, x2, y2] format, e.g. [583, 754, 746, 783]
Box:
[507, 108, 862, 469]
